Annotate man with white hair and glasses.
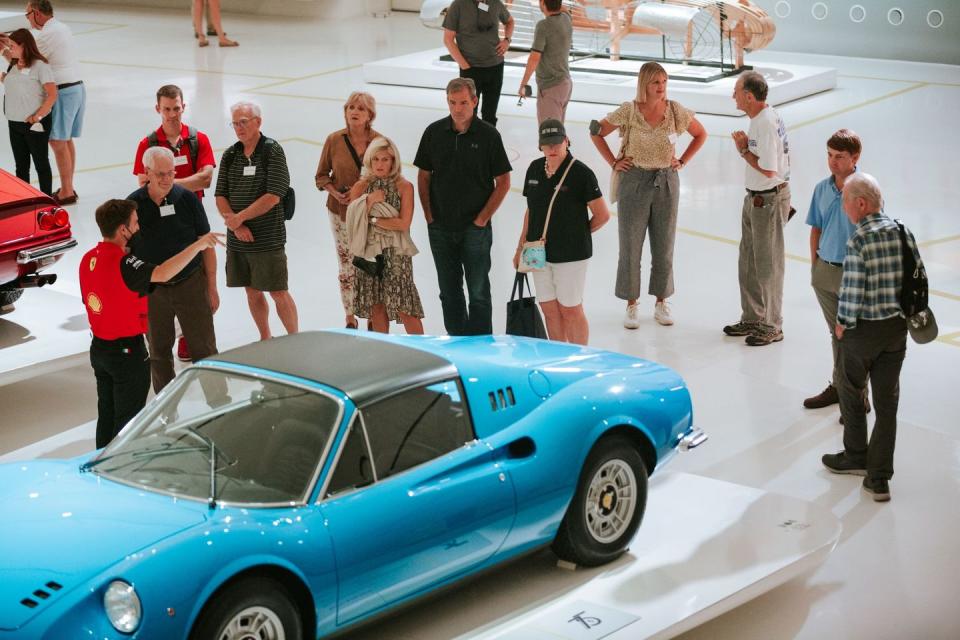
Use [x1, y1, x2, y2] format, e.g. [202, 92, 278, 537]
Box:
[821, 172, 923, 503]
[127, 146, 220, 392]
[216, 101, 297, 340]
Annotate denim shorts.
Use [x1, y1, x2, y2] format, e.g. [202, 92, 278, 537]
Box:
[50, 83, 85, 140]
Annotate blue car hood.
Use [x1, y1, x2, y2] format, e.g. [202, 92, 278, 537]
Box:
[0, 459, 207, 631]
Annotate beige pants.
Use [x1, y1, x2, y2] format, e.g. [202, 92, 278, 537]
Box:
[537, 77, 572, 124]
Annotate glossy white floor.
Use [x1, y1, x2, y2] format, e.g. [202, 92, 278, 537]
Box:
[0, 5, 957, 639]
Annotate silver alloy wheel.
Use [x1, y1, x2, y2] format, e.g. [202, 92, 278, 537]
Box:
[584, 459, 637, 544]
[217, 606, 285, 640]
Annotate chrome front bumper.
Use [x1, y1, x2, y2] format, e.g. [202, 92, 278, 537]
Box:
[17, 238, 78, 265]
[678, 427, 708, 451]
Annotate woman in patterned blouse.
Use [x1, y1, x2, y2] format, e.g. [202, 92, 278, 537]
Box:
[590, 62, 707, 329]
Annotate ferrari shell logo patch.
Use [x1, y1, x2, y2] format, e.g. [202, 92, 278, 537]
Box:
[89, 257, 97, 271]
[86, 293, 102, 314]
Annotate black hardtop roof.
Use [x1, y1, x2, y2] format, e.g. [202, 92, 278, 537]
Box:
[204, 331, 457, 406]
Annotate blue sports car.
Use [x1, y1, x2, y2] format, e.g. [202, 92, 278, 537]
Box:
[0, 331, 706, 639]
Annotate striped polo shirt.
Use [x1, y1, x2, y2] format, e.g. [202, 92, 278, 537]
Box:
[837, 212, 922, 329]
[215, 135, 290, 253]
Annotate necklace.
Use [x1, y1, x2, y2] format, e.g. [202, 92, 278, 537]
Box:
[544, 158, 560, 178]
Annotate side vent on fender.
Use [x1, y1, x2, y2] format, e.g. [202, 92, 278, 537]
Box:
[487, 386, 517, 411]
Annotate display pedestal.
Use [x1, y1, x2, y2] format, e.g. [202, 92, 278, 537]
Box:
[362, 48, 837, 116]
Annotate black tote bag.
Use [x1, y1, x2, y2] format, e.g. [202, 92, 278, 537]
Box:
[505, 272, 548, 339]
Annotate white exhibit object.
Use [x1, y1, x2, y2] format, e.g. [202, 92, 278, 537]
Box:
[631, 3, 700, 39]
[362, 48, 837, 116]
[462, 472, 841, 639]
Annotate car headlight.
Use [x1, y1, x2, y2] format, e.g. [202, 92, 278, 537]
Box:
[103, 580, 141, 633]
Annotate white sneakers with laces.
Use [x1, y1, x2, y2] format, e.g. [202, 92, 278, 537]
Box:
[623, 303, 640, 329]
[654, 300, 674, 326]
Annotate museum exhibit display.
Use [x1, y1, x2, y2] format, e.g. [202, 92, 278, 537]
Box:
[363, 0, 836, 114]
[420, 0, 777, 79]
[0, 169, 77, 310]
[0, 330, 706, 638]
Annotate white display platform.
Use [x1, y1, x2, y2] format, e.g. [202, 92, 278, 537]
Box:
[0, 287, 89, 387]
[344, 472, 841, 640]
[362, 49, 837, 116]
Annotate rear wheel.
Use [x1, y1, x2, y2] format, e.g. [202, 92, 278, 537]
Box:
[190, 577, 302, 640]
[0, 287, 23, 311]
[552, 435, 648, 567]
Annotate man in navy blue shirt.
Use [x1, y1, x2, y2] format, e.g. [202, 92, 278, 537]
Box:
[803, 129, 867, 413]
[127, 145, 219, 392]
[415, 78, 512, 335]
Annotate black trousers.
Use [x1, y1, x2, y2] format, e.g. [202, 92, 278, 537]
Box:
[7, 114, 53, 196]
[460, 62, 504, 126]
[837, 317, 907, 481]
[90, 335, 151, 449]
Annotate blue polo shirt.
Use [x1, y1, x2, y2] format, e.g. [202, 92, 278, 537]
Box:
[805, 172, 858, 264]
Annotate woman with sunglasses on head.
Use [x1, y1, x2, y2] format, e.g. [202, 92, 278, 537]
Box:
[590, 62, 707, 329]
[1, 28, 57, 195]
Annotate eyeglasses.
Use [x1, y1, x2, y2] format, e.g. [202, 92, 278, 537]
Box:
[229, 118, 258, 129]
[150, 170, 176, 179]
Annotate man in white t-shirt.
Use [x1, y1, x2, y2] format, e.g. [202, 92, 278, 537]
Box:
[723, 71, 792, 347]
[24, 1, 84, 205]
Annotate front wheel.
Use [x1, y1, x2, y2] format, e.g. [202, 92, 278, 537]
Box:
[552, 435, 648, 567]
[190, 577, 302, 640]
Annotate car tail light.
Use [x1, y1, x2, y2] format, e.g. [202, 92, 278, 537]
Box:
[37, 207, 70, 230]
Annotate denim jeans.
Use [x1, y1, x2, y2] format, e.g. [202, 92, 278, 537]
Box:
[428, 224, 493, 335]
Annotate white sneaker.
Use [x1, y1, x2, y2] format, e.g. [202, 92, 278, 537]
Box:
[654, 300, 674, 326]
[623, 303, 640, 329]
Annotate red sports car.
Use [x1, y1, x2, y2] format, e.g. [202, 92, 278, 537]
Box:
[0, 168, 76, 309]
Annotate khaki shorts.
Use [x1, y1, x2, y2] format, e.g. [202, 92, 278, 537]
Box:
[226, 248, 288, 291]
[532, 259, 589, 307]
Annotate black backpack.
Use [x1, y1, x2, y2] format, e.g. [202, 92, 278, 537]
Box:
[226, 137, 296, 221]
[147, 129, 198, 172]
[895, 220, 928, 317]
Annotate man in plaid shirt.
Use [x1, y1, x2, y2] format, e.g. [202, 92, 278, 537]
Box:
[822, 173, 922, 502]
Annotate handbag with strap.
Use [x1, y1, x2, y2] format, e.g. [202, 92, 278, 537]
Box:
[519, 159, 574, 273]
[505, 272, 548, 339]
[608, 101, 633, 205]
[895, 220, 937, 344]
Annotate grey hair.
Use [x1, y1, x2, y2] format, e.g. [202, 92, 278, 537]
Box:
[844, 172, 883, 210]
[446, 77, 477, 99]
[739, 70, 768, 102]
[142, 145, 176, 170]
[230, 101, 262, 118]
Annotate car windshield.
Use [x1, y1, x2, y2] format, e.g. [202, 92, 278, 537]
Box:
[87, 368, 341, 505]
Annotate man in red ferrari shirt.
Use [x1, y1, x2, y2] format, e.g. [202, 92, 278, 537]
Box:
[80, 198, 222, 448]
[132, 84, 217, 361]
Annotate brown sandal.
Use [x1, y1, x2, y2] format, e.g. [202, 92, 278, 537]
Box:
[218, 37, 238, 47]
[197, 34, 209, 47]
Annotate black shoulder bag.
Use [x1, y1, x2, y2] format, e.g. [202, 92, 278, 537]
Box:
[896, 220, 937, 344]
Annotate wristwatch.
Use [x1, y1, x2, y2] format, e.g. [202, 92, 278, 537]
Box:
[739, 147, 749, 157]
[369, 217, 377, 226]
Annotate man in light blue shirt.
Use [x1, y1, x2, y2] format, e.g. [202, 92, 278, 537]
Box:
[803, 129, 863, 411]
